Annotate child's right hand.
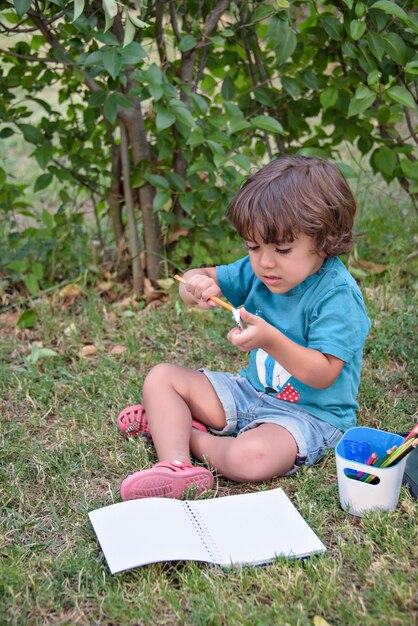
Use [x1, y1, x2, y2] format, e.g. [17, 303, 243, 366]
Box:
[181, 273, 222, 309]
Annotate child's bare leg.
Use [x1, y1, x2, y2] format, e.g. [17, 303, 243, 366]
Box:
[142, 363, 227, 463]
[190, 424, 298, 482]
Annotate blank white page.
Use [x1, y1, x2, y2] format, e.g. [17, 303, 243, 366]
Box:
[89, 498, 215, 573]
[191, 488, 326, 566]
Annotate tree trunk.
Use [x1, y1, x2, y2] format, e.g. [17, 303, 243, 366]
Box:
[119, 121, 144, 294]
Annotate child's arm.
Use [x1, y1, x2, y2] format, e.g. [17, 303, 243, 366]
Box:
[229, 309, 345, 389]
[179, 268, 222, 309]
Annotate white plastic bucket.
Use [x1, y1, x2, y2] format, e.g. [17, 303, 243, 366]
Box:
[335, 427, 407, 517]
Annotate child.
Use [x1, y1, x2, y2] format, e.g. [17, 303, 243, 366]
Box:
[118, 155, 371, 501]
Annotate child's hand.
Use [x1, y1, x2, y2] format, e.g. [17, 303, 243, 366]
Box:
[183, 274, 221, 309]
[227, 309, 272, 351]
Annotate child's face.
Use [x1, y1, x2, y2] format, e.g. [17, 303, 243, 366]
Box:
[246, 233, 325, 294]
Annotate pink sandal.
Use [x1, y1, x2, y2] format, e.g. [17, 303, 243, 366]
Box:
[120, 460, 214, 500]
[117, 404, 208, 440]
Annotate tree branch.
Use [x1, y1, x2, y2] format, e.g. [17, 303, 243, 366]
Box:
[155, 0, 169, 69]
[0, 48, 58, 63]
[27, 9, 100, 93]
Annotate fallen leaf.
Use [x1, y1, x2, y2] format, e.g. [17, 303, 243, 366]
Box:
[0, 312, 20, 328]
[313, 617, 332, 626]
[97, 281, 114, 292]
[110, 344, 126, 354]
[156, 278, 175, 291]
[167, 228, 189, 244]
[118, 296, 139, 311]
[142, 299, 165, 312]
[58, 283, 83, 303]
[144, 277, 164, 303]
[355, 259, 386, 274]
[79, 345, 97, 358]
[64, 323, 77, 336]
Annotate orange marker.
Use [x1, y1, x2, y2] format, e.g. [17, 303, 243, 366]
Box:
[174, 274, 234, 312]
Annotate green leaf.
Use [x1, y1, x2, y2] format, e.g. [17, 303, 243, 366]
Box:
[123, 16, 136, 47]
[24, 273, 39, 295]
[88, 90, 107, 107]
[170, 101, 198, 129]
[350, 19, 366, 41]
[179, 35, 197, 52]
[281, 77, 300, 98]
[232, 154, 251, 172]
[128, 12, 148, 28]
[152, 190, 171, 211]
[166, 172, 185, 191]
[102, 48, 123, 80]
[370, 1, 409, 24]
[386, 86, 416, 109]
[13, 0, 32, 18]
[19, 124, 43, 144]
[228, 118, 252, 134]
[336, 162, 357, 178]
[251, 115, 284, 134]
[400, 159, 418, 180]
[373, 145, 397, 177]
[103, 0, 117, 32]
[405, 60, 418, 76]
[120, 42, 147, 64]
[347, 93, 376, 117]
[221, 75, 236, 101]
[17, 310, 38, 329]
[33, 143, 53, 169]
[7, 259, 28, 272]
[103, 94, 118, 124]
[0, 127, 14, 139]
[26, 345, 59, 364]
[320, 87, 338, 112]
[34, 173, 53, 192]
[41, 208, 54, 228]
[275, 21, 297, 65]
[384, 32, 408, 66]
[367, 32, 385, 60]
[145, 174, 170, 190]
[322, 16, 344, 41]
[156, 108, 175, 131]
[73, 0, 84, 21]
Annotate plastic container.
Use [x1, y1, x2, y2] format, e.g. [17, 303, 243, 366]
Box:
[335, 426, 407, 517]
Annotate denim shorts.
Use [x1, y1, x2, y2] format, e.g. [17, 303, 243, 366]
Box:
[200, 369, 343, 473]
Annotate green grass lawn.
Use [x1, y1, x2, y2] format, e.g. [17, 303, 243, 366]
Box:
[1, 182, 417, 625]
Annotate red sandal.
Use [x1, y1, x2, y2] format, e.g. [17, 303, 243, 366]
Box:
[120, 460, 214, 500]
[117, 404, 208, 440]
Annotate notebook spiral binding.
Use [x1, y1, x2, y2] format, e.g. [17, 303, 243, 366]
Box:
[183, 502, 223, 563]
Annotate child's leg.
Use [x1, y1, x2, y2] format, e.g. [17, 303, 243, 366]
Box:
[142, 363, 227, 463]
[190, 424, 298, 482]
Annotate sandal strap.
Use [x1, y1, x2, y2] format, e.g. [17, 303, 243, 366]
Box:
[154, 460, 194, 472]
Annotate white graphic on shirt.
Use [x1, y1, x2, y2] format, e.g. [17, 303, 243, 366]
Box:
[255, 349, 291, 391]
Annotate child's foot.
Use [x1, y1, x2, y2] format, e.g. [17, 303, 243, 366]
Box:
[117, 404, 208, 439]
[120, 460, 214, 500]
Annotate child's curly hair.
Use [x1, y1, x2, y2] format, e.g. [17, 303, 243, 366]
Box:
[227, 155, 357, 256]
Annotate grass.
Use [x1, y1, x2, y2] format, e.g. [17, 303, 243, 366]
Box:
[1, 178, 417, 625]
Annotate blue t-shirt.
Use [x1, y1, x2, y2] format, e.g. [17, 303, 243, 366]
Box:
[216, 256, 371, 431]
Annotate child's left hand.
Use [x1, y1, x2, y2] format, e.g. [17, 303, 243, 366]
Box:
[227, 309, 272, 352]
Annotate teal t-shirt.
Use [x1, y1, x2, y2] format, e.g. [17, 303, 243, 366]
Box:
[216, 256, 371, 431]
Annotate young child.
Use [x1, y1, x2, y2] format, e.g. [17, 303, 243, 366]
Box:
[118, 155, 371, 501]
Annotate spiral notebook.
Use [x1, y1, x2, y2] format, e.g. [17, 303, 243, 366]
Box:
[89, 488, 326, 573]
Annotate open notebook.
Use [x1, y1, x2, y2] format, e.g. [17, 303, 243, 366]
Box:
[89, 488, 326, 573]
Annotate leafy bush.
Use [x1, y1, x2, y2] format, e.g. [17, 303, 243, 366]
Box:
[0, 0, 416, 294]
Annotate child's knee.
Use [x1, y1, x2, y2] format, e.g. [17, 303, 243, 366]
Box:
[143, 363, 175, 395]
[224, 439, 279, 482]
